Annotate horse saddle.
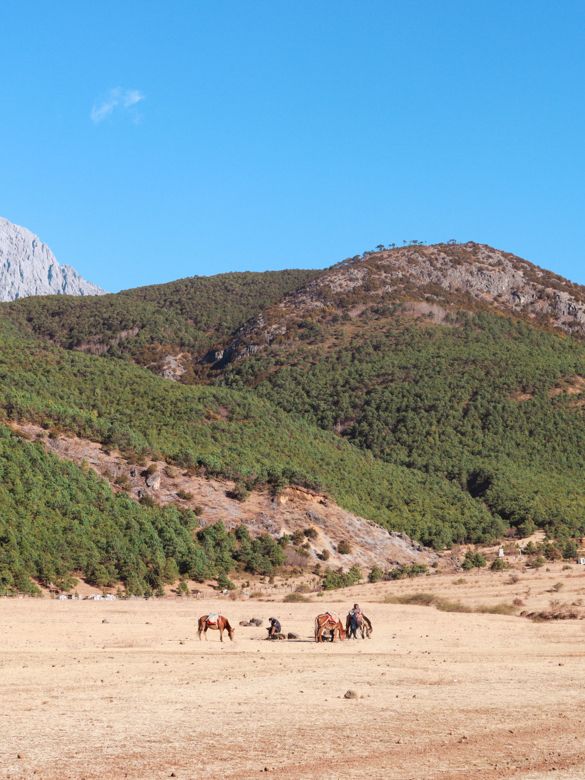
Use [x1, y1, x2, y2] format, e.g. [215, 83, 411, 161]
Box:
[207, 613, 219, 624]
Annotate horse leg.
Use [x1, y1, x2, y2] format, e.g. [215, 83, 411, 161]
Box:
[219, 627, 223, 643]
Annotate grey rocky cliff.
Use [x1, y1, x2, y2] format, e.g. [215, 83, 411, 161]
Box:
[0, 217, 105, 301]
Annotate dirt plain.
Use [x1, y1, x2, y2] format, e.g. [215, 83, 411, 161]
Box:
[3, 564, 585, 780]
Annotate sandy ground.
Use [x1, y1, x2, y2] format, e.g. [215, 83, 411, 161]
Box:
[3, 567, 585, 779]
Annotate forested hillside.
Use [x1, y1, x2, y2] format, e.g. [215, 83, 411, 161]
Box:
[3, 241, 585, 594]
[4, 269, 318, 378]
[0, 426, 290, 596]
[0, 319, 495, 556]
[221, 309, 585, 541]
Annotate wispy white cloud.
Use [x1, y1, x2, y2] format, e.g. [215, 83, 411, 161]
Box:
[90, 87, 145, 124]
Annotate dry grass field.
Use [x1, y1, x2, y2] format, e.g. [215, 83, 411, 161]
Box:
[3, 563, 585, 779]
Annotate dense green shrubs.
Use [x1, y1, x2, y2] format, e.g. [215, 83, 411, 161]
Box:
[0, 427, 209, 595]
[462, 551, 487, 570]
[368, 566, 384, 583]
[322, 565, 362, 590]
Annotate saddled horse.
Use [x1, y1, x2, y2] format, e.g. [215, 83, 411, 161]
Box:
[197, 613, 235, 642]
[314, 612, 346, 643]
[346, 611, 373, 640]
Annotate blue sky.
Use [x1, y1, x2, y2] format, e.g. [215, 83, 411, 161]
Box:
[1, 1, 584, 291]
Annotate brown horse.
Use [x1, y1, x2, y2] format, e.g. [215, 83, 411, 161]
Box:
[346, 611, 373, 639]
[197, 613, 235, 642]
[314, 612, 346, 642]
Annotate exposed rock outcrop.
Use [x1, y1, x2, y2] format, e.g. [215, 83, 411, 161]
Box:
[0, 217, 105, 301]
[218, 242, 585, 363]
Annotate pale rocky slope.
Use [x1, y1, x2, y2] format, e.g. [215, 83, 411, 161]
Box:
[10, 422, 434, 572]
[0, 217, 104, 300]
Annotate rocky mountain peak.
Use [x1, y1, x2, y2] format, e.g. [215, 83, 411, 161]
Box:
[218, 242, 585, 363]
[0, 217, 105, 301]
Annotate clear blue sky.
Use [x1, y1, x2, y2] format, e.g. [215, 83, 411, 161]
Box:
[1, 1, 584, 291]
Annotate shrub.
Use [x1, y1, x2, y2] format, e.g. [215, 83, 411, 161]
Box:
[562, 540, 578, 560]
[216, 572, 236, 591]
[337, 540, 352, 555]
[528, 556, 545, 569]
[384, 592, 515, 615]
[294, 583, 312, 593]
[543, 543, 562, 561]
[176, 489, 193, 500]
[303, 527, 318, 540]
[235, 531, 285, 576]
[384, 592, 435, 606]
[490, 557, 509, 571]
[368, 566, 384, 583]
[283, 592, 310, 603]
[462, 551, 487, 570]
[551, 582, 564, 592]
[473, 602, 516, 615]
[322, 565, 362, 590]
[227, 482, 250, 502]
[386, 563, 428, 580]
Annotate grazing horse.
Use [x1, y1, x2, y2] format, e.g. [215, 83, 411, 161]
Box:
[346, 611, 373, 639]
[197, 613, 235, 642]
[314, 612, 346, 643]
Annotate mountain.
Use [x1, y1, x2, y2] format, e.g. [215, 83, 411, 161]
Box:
[218, 242, 585, 363]
[0, 315, 477, 594]
[0, 217, 104, 301]
[211, 244, 585, 545]
[4, 269, 317, 379]
[2, 239, 585, 593]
